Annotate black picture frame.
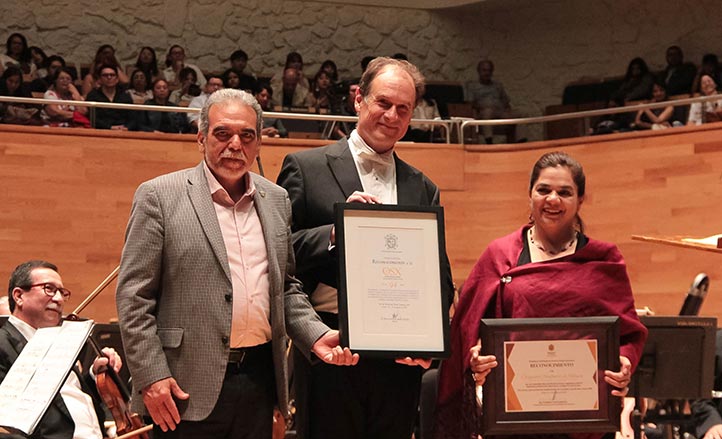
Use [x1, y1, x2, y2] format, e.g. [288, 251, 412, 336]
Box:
[335, 203, 450, 358]
[479, 316, 621, 435]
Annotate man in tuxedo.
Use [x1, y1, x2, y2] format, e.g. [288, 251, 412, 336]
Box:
[0, 260, 121, 439]
[116, 89, 357, 439]
[277, 57, 454, 439]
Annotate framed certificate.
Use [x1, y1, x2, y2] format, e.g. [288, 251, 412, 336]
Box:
[479, 317, 620, 434]
[335, 203, 450, 358]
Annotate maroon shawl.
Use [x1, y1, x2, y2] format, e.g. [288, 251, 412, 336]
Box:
[435, 226, 647, 439]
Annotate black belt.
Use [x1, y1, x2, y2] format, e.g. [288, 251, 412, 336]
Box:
[228, 342, 272, 366]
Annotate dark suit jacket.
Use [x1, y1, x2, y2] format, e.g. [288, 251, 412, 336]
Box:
[116, 163, 329, 421]
[0, 322, 74, 439]
[276, 137, 454, 306]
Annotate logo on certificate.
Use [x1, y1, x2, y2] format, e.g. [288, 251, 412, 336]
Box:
[384, 233, 398, 250]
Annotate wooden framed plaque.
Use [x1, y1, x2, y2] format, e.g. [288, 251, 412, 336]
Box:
[335, 203, 450, 358]
[479, 316, 620, 434]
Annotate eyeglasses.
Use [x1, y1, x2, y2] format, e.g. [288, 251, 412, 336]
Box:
[25, 283, 72, 299]
[101, 73, 117, 78]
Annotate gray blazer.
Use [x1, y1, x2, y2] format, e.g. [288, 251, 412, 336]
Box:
[116, 162, 329, 421]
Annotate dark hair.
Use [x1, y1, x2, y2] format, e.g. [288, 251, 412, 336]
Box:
[651, 79, 668, 97]
[29, 46, 47, 68]
[391, 53, 408, 61]
[206, 73, 223, 84]
[254, 80, 272, 97]
[135, 46, 159, 78]
[0, 66, 25, 97]
[625, 57, 649, 80]
[51, 66, 75, 86]
[529, 151, 586, 231]
[285, 51, 303, 68]
[477, 59, 494, 72]
[165, 44, 184, 68]
[6, 33, 30, 63]
[359, 57, 425, 105]
[230, 49, 248, 62]
[360, 55, 375, 72]
[702, 53, 719, 66]
[320, 59, 338, 82]
[130, 68, 150, 90]
[178, 66, 197, 83]
[222, 68, 241, 88]
[8, 260, 58, 312]
[98, 64, 119, 75]
[93, 44, 118, 66]
[47, 55, 66, 68]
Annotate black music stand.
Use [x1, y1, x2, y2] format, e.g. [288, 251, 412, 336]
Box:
[629, 316, 717, 439]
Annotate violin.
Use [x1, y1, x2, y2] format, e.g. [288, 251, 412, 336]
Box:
[66, 266, 152, 439]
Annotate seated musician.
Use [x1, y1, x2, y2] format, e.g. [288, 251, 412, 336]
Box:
[435, 151, 648, 439]
[0, 260, 122, 439]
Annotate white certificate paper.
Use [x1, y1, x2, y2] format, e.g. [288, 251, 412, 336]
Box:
[504, 339, 599, 412]
[342, 208, 445, 354]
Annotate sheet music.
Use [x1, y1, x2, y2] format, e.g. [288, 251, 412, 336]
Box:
[0, 320, 94, 434]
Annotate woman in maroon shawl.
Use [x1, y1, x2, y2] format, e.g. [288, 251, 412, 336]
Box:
[435, 151, 647, 439]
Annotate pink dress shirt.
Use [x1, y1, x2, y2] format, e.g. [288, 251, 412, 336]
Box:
[203, 162, 272, 347]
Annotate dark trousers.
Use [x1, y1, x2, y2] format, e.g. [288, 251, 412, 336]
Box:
[294, 312, 423, 439]
[154, 342, 275, 439]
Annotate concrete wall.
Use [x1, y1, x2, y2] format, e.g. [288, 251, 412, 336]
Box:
[2, 0, 722, 137]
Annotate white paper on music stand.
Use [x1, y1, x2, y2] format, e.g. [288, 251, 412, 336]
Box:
[0, 319, 94, 434]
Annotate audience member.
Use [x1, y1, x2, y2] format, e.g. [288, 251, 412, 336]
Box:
[162, 44, 206, 89]
[229, 49, 256, 91]
[631, 80, 676, 130]
[320, 59, 339, 84]
[28, 46, 48, 79]
[687, 74, 722, 125]
[405, 94, 441, 142]
[168, 66, 200, 107]
[360, 55, 374, 74]
[272, 67, 313, 108]
[270, 51, 310, 97]
[134, 78, 187, 133]
[81, 44, 130, 97]
[132, 46, 160, 83]
[331, 82, 358, 139]
[466, 59, 516, 143]
[126, 69, 152, 105]
[86, 64, 133, 130]
[42, 66, 89, 127]
[28, 55, 65, 94]
[691, 54, 722, 95]
[0, 66, 39, 125]
[186, 74, 224, 130]
[271, 67, 313, 108]
[254, 81, 287, 138]
[222, 68, 242, 89]
[660, 45, 697, 96]
[310, 69, 335, 110]
[610, 57, 655, 105]
[0, 33, 35, 79]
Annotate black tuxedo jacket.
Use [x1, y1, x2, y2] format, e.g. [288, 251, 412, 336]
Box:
[277, 137, 454, 303]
